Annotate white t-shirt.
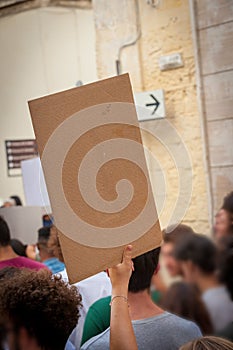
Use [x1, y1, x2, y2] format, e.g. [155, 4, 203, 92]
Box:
[59, 269, 112, 349]
[202, 285, 233, 332]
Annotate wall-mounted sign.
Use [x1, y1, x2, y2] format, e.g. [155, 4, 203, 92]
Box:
[5, 139, 38, 177]
[134, 89, 165, 121]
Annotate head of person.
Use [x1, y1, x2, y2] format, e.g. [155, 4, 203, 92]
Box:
[10, 239, 26, 257]
[10, 196, 22, 206]
[0, 266, 22, 282]
[174, 234, 217, 283]
[37, 226, 54, 262]
[214, 209, 233, 243]
[162, 282, 213, 335]
[128, 247, 160, 293]
[219, 235, 233, 301]
[214, 191, 233, 242]
[38, 226, 51, 241]
[223, 191, 233, 213]
[0, 269, 82, 350]
[0, 216, 10, 248]
[47, 226, 64, 263]
[161, 224, 194, 277]
[2, 199, 15, 207]
[37, 239, 55, 262]
[179, 336, 233, 350]
[0, 267, 24, 350]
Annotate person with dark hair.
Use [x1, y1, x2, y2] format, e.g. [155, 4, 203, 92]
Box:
[0, 217, 46, 270]
[47, 225, 65, 263]
[10, 195, 22, 206]
[174, 234, 233, 332]
[217, 236, 233, 341]
[47, 225, 111, 349]
[0, 267, 24, 350]
[219, 236, 233, 302]
[0, 246, 138, 350]
[38, 226, 51, 240]
[37, 226, 65, 274]
[0, 216, 10, 246]
[81, 247, 201, 350]
[222, 191, 233, 216]
[0, 268, 81, 350]
[10, 239, 27, 257]
[161, 223, 194, 278]
[214, 191, 233, 243]
[38, 238, 65, 273]
[0, 266, 23, 281]
[1, 196, 22, 208]
[223, 191, 233, 209]
[161, 282, 213, 335]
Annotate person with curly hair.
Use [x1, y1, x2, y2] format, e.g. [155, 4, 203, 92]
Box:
[47, 225, 112, 349]
[0, 246, 137, 350]
[0, 268, 81, 350]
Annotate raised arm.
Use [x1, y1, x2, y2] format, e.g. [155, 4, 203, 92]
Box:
[108, 245, 138, 350]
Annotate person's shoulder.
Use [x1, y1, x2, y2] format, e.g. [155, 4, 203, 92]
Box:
[164, 312, 202, 336]
[203, 286, 233, 307]
[91, 295, 111, 310]
[78, 272, 110, 286]
[203, 286, 227, 299]
[55, 268, 69, 282]
[18, 256, 47, 270]
[81, 328, 110, 350]
[77, 272, 111, 296]
[65, 340, 76, 350]
[217, 322, 233, 342]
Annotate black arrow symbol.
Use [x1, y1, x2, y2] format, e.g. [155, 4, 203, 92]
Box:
[145, 94, 160, 115]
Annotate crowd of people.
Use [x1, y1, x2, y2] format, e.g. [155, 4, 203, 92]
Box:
[0, 191, 233, 350]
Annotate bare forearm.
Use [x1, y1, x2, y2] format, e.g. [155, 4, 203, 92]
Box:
[110, 286, 137, 350]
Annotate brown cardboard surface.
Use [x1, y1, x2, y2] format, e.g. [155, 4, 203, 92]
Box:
[28, 74, 162, 283]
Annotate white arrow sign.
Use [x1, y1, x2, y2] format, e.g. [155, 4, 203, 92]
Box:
[134, 89, 165, 122]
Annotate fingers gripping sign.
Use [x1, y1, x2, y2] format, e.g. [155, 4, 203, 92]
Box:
[108, 245, 134, 292]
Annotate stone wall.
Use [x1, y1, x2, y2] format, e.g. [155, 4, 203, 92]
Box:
[93, 0, 211, 233]
[195, 0, 233, 214]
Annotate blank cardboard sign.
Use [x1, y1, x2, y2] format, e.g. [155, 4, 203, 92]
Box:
[28, 74, 162, 283]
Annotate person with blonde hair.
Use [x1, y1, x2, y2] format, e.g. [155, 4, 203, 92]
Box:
[180, 336, 233, 350]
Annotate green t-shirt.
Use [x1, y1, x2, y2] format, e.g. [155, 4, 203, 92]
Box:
[81, 290, 161, 346]
[81, 296, 111, 346]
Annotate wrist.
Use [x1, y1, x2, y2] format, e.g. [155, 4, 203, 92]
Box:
[110, 295, 129, 306]
[112, 285, 128, 296]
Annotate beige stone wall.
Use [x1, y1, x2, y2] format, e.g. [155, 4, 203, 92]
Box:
[195, 0, 233, 214]
[93, 0, 211, 233]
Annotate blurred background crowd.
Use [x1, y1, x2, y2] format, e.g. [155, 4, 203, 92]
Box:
[0, 190, 233, 349]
